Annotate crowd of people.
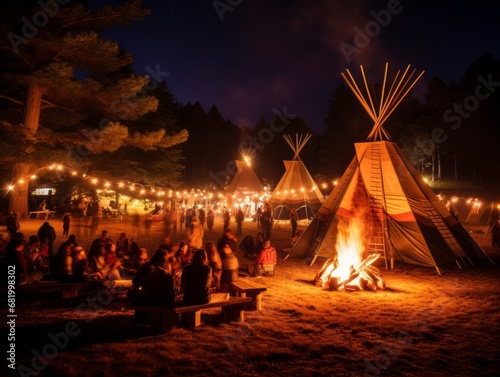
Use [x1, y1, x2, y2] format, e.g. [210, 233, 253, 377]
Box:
[0, 207, 282, 325]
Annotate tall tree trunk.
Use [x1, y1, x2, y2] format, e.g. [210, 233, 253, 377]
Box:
[431, 154, 435, 182]
[437, 152, 441, 179]
[454, 153, 458, 181]
[9, 163, 32, 219]
[436, 144, 441, 180]
[23, 81, 42, 134]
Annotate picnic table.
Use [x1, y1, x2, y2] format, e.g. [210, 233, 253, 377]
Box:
[28, 210, 55, 220]
[231, 278, 267, 311]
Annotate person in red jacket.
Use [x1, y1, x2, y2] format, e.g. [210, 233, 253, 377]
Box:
[248, 239, 277, 277]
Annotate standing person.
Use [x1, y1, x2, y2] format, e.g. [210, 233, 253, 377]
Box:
[37, 221, 56, 260]
[198, 208, 206, 229]
[206, 209, 215, 232]
[166, 207, 177, 235]
[205, 242, 222, 290]
[6, 212, 20, 239]
[217, 228, 238, 256]
[187, 215, 204, 250]
[162, 207, 171, 235]
[39, 199, 47, 211]
[62, 212, 71, 238]
[185, 208, 193, 229]
[235, 207, 245, 236]
[223, 208, 231, 231]
[260, 204, 273, 240]
[256, 206, 262, 228]
[220, 244, 239, 292]
[179, 206, 185, 232]
[181, 249, 212, 306]
[290, 208, 298, 238]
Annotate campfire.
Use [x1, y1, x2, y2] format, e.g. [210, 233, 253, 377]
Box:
[314, 217, 386, 291]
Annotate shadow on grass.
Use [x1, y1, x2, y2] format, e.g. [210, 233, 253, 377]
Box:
[295, 279, 316, 286]
[14, 314, 155, 360]
[15, 308, 235, 362]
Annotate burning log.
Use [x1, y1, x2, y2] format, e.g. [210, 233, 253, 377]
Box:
[315, 254, 386, 291]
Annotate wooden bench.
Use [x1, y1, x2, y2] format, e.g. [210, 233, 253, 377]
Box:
[3, 281, 92, 299]
[231, 278, 267, 311]
[130, 294, 252, 332]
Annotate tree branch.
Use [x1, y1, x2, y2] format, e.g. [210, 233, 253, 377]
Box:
[0, 94, 24, 106]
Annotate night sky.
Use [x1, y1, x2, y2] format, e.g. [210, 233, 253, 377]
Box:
[97, 0, 500, 134]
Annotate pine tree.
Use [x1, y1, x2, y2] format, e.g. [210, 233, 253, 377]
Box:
[0, 0, 187, 216]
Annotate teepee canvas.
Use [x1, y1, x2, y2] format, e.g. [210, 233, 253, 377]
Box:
[270, 134, 325, 220]
[289, 64, 491, 274]
[226, 159, 263, 194]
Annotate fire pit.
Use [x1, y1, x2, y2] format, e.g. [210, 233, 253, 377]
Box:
[313, 216, 386, 291]
[315, 254, 386, 291]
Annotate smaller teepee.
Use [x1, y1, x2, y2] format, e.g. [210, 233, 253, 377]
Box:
[226, 158, 263, 195]
[270, 134, 324, 220]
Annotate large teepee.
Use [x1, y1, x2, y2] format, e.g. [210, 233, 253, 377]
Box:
[289, 64, 492, 274]
[270, 134, 325, 220]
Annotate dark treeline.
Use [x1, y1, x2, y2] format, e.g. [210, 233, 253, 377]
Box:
[178, 53, 500, 187]
[0, 0, 498, 206]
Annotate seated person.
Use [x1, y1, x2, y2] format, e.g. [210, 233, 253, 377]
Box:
[133, 248, 149, 271]
[115, 232, 130, 258]
[174, 242, 191, 267]
[181, 249, 212, 306]
[28, 236, 50, 275]
[59, 244, 87, 283]
[5, 239, 43, 285]
[127, 249, 175, 324]
[93, 245, 121, 280]
[105, 243, 123, 275]
[239, 234, 255, 258]
[253, 232, 264, 255]
[248, 239, 277, 277]
[72, 246, 92, 277]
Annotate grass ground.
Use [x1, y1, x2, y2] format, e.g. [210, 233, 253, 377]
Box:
[3, 214, 500, 377]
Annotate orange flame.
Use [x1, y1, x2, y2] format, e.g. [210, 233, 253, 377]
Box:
[318, 216, 367, 285]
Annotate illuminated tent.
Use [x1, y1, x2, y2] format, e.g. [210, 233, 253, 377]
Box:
[226, 159, 263, 194]
[270, 134, 325, 220]
[289, 64, 492, 274]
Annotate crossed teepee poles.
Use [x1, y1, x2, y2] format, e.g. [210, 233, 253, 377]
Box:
[341, 63, 425, 141]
